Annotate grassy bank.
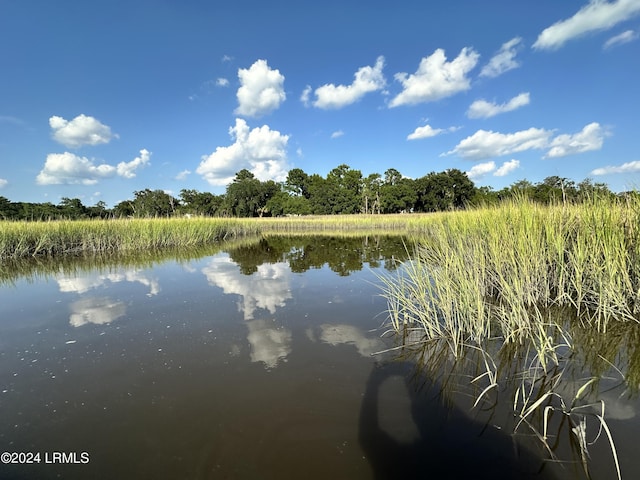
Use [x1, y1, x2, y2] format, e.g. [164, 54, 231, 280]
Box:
[0, 217, 262, 259]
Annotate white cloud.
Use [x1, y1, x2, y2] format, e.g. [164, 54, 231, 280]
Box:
[467, 159, 521, 180]
[407, 124, 458, 140]
[494, 159, 520, 176]
[300, 85, 312, 107]
[449, 123, 606, 160]
[467, 92, 530, 119]
[603, 29, 639, 48]
[480, 37, 523, 78]
[175, 169, 191, 180]
[467, 161, 496, 180]
[49, 114, 118, 148]
[36, 152, 117, 185]
[389, 48, 479, 107]
[331, 130, 344, 139]
[533, 0, 640, 50]
[116, 149, 151, 178]
[0, 178, 7, 188]
[312, 56, 386, 109]
[196, 118, 289, 186]
[235, 59, 286, 117]
[222, 54, 233, 62]
[36, 149, 150, 185]
[592, 160, 640, 175]
[545, 122, 607, 158]
[216, 77, 230, 87]
[445, 127, 552, 159]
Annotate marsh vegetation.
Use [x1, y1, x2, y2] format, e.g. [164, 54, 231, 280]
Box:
[379, 195, 640, 478]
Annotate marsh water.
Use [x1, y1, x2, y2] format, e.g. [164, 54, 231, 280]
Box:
[1, 235, 639, 479]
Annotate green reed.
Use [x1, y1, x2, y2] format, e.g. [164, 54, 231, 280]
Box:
[379, 195, 640, 479]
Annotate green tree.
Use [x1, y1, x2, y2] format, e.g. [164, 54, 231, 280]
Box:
[87, 200, 109, 218]
[285, 168, 310, 198]
[325, 164, 362, 214]
[0, 196, 18, 219]
[414, 169, 475, 212]
[380, 177, 417, 213]
[362, 173, 382, 214]
[58, 197, 88, 219]
[179, 189, 224, 216]
[131, 189, 177, 217]
[225, 170, 279, 217]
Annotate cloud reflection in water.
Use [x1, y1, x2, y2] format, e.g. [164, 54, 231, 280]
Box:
[69, 297, 126, 327]
[202, 255, 294, 369]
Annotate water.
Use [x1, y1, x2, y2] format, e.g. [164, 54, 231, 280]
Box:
[0, 236, 638, 479]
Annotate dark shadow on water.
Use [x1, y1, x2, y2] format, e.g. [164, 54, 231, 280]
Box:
[359, 361, 558, 480]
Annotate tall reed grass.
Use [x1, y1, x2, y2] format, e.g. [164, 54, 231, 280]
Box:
[378, 195, 640, 479]
[381, 195, 640, 343]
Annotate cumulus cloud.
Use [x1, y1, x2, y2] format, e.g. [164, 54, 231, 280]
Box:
[0, 178, 7, 188]
[467, 92, 530, 119]
[311, 56, 386, 109]
[331, 130, 344, 139]
[494, 159, 520, 176]
[467, 159, 521, 180]
[216, 77, 230, 87]
[49, 114, 118, 148]
[36, 152, 117, 185]
[603, 29, 639, 48]
[467, 161, 496, 180]
[445, 127, 552, 159]
[592, 160, 640, 175]
[448, 123, 606, 160]
[36, 149, 150, 185]
[407, 124, 458, 140]
[545, 122, 606, 158]
[197, 118, 289, 186]
[480, 37, 523, 78]
[116, 149, 151, 178]
[389, 48, 479, 107]
[235, 59, 286, 117]
[533, 0, 640, 50]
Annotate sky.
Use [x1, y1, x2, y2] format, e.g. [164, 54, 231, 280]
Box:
[1, 0, 639, 207]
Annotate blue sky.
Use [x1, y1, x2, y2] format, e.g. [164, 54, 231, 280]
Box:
[1, 0, 639, 207]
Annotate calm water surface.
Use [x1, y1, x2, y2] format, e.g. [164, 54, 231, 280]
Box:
[0, 236, 638, 479]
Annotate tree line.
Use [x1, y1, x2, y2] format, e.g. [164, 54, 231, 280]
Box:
[0, 163, 622, 220]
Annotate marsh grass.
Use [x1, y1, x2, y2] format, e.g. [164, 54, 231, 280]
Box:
[0, 217, 262, 259]
[379, 195, 640, 479]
